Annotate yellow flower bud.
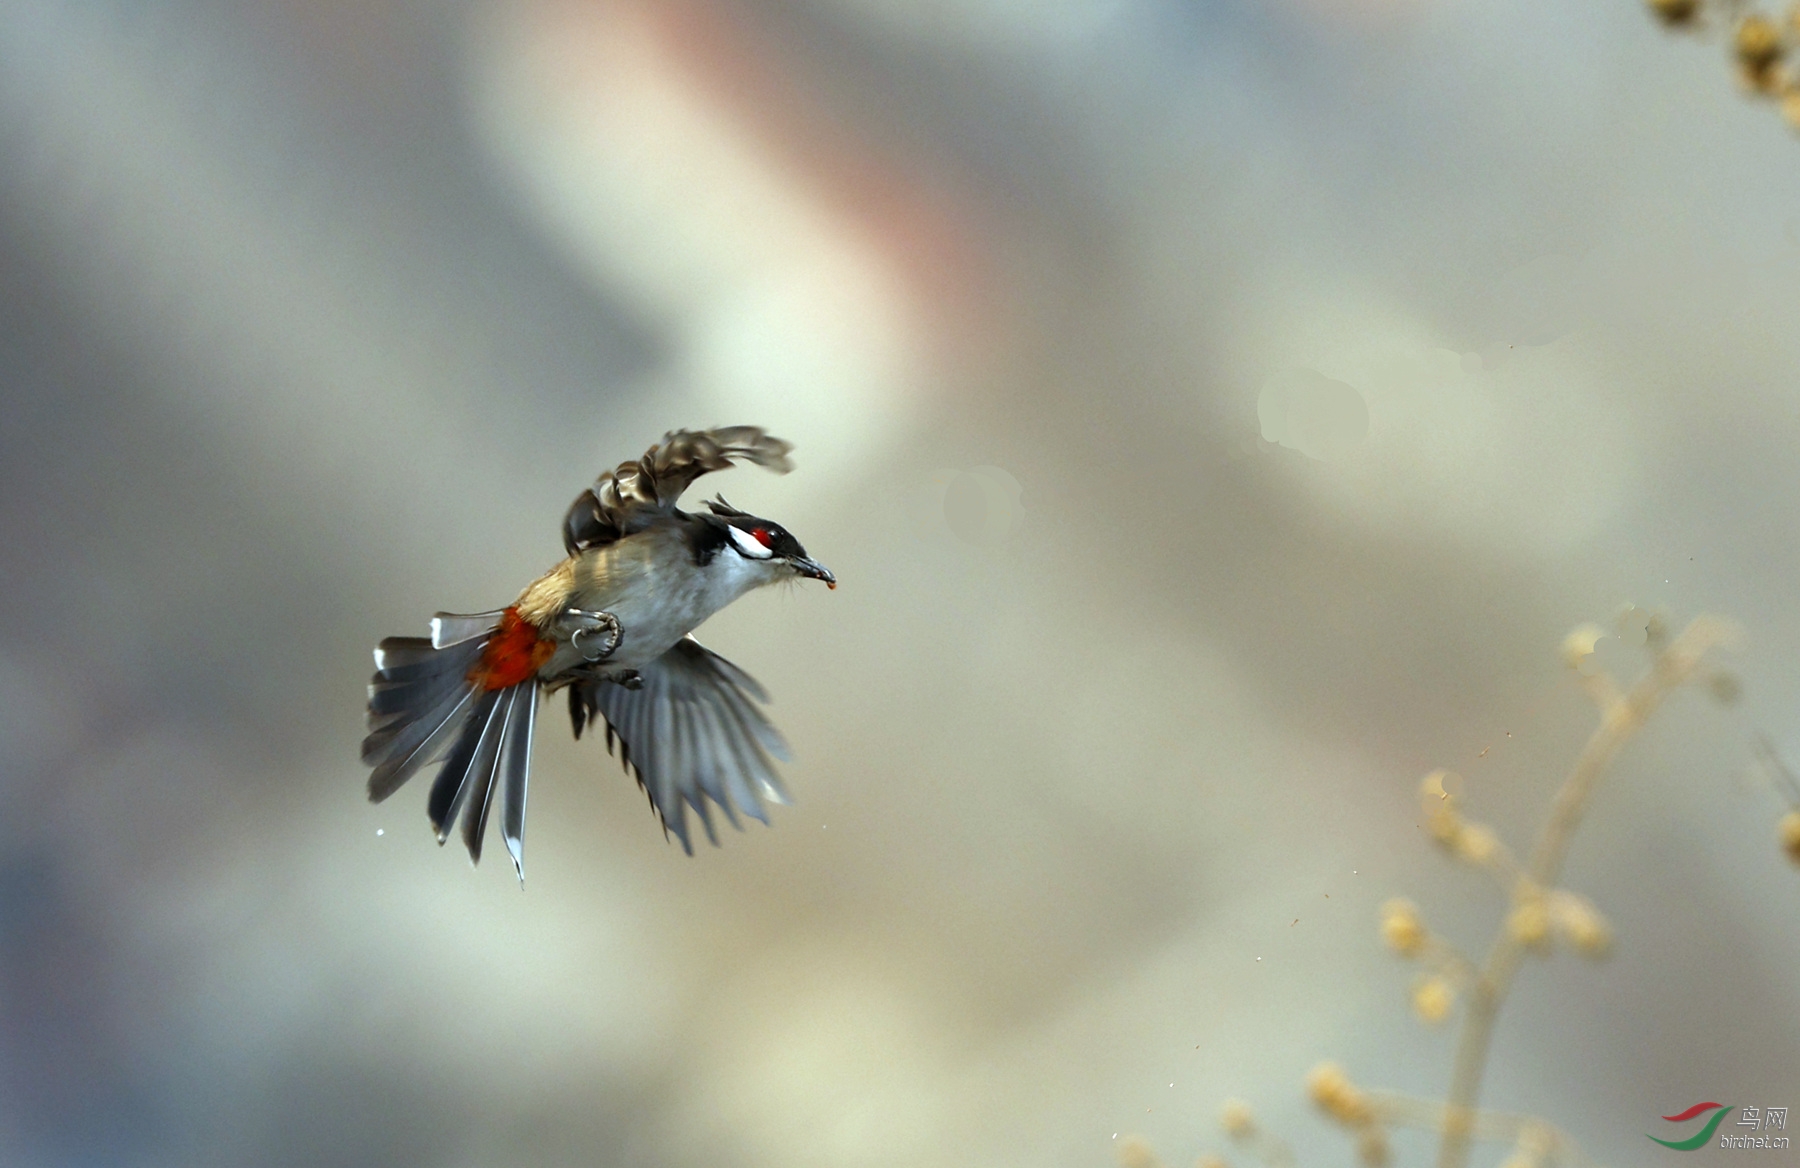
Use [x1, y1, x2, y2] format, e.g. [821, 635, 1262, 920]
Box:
[1115, 1135, 1164, 1168]
[1426, 805, 1462, 847]
[1411, 975, 1456, 1024]
[1737, 16, 1785, 76]
[1219, 1099, 1255, 1139]
[1379, 899, 1426, 957]
[1645, 0, 1699, 25]
[1560, 624, 1604, 670]
[1305, 1062, 1373, 1127]
[1305, 1060, 1346, 1104]
[1507, 897, 1551, 951]
[1419, 774, 1464, 844]
[1549, 892, 1612, 958]
[1419, 769, 1460, 802]
[1780, 810, 1800, 866]
[1454, 822, 1500, 866]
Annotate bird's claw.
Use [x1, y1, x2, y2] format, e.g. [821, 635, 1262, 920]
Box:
[561, 608, 622, 662]
[614, 670, 644, 690]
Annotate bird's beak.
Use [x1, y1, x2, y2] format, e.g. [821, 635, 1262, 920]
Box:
[790, 557, 836, 589]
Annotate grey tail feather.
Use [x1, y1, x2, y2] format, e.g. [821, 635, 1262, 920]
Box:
[362, 616, 541, 885]
[362, 634, 488, 802]
[499, 684, 538, 885]
[426, 680, 539, 882]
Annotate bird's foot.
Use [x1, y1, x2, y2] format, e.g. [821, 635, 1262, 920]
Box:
[560, 608, 622, 662]
[613, 669, 644, 691]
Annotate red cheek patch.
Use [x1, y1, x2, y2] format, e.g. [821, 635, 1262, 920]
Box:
[469, 607, 554, 690]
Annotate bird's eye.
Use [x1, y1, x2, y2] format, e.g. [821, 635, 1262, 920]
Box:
[727, 525, 774, 559]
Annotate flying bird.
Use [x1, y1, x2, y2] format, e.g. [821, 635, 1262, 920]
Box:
[360, 427, 835, 881]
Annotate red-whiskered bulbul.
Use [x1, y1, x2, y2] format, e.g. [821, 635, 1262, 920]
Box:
[361, 427, 834, 882]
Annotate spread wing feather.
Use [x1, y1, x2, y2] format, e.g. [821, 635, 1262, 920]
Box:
[568, 636, 793, 854]
[562, 426, 793, 554]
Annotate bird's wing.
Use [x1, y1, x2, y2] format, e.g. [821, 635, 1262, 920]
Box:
[569, 636, 793, 853]
[562, 427, 793, 554]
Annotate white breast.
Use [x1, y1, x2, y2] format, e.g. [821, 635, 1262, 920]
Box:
[555, 527, 771, 674]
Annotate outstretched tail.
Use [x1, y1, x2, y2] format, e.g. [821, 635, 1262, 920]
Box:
[361, 611, 541, 883]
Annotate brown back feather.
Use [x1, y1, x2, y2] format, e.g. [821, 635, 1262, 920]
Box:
[562, 427, 793, 554]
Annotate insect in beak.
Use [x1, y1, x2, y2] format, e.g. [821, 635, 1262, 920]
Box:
[791, 557, 836, 588]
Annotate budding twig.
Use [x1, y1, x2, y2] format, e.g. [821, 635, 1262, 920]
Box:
[1436, 615, 1737, 1168]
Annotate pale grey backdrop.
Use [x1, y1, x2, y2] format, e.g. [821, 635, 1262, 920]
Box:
[0, 1, 1795, 1165]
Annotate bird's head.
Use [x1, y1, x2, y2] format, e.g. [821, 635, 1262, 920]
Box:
[705, 497, 835, 589]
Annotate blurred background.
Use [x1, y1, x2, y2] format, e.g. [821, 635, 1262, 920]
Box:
[1, 0, 1798, 1164]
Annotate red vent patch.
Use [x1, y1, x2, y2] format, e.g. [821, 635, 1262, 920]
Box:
[468, 607, 554, 691]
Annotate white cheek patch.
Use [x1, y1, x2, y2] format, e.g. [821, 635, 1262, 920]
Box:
[728, 525, 774, 559]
